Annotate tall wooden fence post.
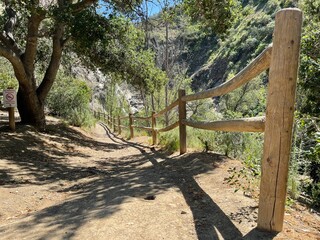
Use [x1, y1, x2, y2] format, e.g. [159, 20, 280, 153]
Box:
[178, 89, 187, 154]
[118, 116, 121, 135]
[151, 111, 157, 145]
[258, 8, 303, 232]
[129, 113, 134, 139]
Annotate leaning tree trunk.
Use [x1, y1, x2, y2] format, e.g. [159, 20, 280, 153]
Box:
[17, 84, 46, 131]
[0, 2, 87, 131]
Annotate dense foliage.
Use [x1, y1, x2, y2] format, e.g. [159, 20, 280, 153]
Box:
[183, 0, 237, 33]
[69, 10, 167, 92]
[299, 0, 320, 115]
[294, 0, 320, 207]
[46, 73, 95, 127]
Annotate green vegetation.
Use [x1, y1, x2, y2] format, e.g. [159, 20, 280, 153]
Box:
[183, 0, 237, 34]
[0, 59, 17, 90]
[46, 73, 95, 128]
[293, 0, 320, 207]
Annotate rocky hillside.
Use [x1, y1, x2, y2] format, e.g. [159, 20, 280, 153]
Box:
[148, 0, 296, 92]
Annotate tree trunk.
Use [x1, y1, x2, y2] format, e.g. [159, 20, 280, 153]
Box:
[17, 85, 46, 131]
[164, 17, 169, 126]
[151, 93, 155, 111]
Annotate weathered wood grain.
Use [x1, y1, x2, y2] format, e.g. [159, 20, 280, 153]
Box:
[182, 116, 265, 132]
[258, 8, 303, 232]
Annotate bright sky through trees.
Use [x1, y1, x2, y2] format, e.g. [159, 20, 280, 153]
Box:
[97, 0, 176, 17]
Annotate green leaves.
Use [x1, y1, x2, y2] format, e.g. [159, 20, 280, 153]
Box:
[46, 75, 92, 118]
[298, 0, 320, 115]
[183, 0, 236, 34]
[68, 10, 167, 94]
[0, 59, 18, 90]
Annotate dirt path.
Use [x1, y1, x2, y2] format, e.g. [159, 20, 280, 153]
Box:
[0, 117, 319, 239]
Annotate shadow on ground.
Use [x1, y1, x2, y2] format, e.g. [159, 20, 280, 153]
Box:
[0, 121, 277, 239]
[0, 122, 124, 186]
[100, 123, 278, 240]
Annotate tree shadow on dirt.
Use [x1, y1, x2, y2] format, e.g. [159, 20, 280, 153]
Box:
[0, 122, 124, 187]
[100, 124, 278, 240]
[0, 122, 278, 240]
[0, 146, 175, 238]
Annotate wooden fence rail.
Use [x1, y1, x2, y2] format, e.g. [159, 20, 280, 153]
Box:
[93, 8, 302, 233]
[154, 99, 179, 117]
[182, 45, 272, 102]
[132, 116, 152, 120]
[157, 121, 179, 133]
[182, 116, 265, 132]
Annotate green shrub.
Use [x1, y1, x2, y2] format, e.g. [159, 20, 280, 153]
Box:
[68, 108, 96, 128]
[0, 59, 18, 91]
[193, 129, 217, 152]
[287, 175, 300, 200]
[159, 129, 180, 153]
[46, 74, 94, 128]
[310, 182, 320, 207]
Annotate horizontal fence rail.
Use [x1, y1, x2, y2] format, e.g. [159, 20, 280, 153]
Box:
[154, 99, 179, 117]
[182, 116, 265, 132]
[157, 121, 179, 133]
[132, 126, 153, 131]
[132, 116, 152, 120]
[182, 45, 272, 102]
[94, 8, 302, 234]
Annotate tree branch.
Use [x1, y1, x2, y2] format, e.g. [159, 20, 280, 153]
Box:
[23, 11, 46, 79]
[1, 2, 23, 56]
[71, 0, 98, 13]
[0, 44, 30, 88]
[0, 32, 23, 56]
[37, 23, 64, 103]
[4, 5, 17, 39]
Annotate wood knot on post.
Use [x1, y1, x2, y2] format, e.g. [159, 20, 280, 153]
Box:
[267, 157, 271, 164]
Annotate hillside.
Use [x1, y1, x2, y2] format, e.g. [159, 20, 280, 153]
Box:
[147, 1, 292, 91]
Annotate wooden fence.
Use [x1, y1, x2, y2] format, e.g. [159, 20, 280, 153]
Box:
[94, 8, 303, 233]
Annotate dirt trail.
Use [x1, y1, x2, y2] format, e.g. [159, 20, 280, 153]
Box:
[0, 117, 319, 240]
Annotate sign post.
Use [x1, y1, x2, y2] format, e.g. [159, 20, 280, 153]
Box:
[3, 89, 17, 131]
